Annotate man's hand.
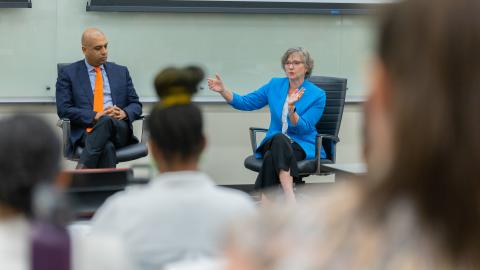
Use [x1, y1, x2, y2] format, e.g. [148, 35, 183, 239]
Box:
[94, 110, 107, 122]
[106, 105, 127, 120]
[94, 106, 127, 124]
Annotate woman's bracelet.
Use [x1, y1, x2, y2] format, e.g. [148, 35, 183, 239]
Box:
[288, 106, 296, 115]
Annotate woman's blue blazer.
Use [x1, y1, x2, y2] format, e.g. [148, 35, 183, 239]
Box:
[230, 77, 326, 160]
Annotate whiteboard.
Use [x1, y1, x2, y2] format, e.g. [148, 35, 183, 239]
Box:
[0, 0, 376, 101]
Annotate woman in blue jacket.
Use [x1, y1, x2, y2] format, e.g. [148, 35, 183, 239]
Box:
[208, 47, 326, 203]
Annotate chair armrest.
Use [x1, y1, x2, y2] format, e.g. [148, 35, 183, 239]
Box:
[317, 134, 340, 143]
[57, 118, 71, 158]
[314, 134, 340, 174]
[249, 127, 268, 153]
[315, 134, 339, 158]
[137, 115, 148, 143]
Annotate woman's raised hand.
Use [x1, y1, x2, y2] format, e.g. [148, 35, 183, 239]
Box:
[207, 74, 226, 93]
[207, 73, 233, 102]
[287, 87, 305, 106]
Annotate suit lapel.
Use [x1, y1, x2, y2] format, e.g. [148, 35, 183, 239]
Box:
[279, 79, 289, 115]
[78, 62, 93, 107]
[296, 81, 306, 110]
[295, 79, 316, 112]
[104, 62, 117, 105]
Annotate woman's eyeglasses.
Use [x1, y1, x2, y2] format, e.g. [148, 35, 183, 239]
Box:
[284, 61, 304, 67]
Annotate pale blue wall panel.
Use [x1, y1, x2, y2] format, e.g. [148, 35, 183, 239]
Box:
[0, 0, 376, 100]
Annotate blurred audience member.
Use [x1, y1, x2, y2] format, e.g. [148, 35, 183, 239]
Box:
[226, 0, 480, 269]
[91, 66, 256, 269]
[0, 114, 132, 270]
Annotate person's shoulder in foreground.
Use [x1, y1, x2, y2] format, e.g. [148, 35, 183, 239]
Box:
[90, 171, 255, 228]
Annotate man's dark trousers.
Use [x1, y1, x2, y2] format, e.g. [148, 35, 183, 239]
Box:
[78, 116, 131, 168]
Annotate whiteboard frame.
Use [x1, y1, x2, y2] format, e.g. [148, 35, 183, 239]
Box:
[0, 0, 31, 8]
[86, 0, 392, 15]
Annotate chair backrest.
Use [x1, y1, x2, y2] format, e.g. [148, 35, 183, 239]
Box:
[308, 76, 347, 137]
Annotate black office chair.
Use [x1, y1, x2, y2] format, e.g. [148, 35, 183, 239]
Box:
[56, 117, 148, 163]
[244, 76, 347, 183]
[56, 63, 148, 164]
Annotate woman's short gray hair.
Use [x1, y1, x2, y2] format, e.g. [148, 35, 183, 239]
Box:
[281, 47, 314, 78]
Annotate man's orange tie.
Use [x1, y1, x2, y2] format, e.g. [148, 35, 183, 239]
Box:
[87, 67, 104, 133]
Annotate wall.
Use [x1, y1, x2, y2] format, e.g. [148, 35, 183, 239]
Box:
[0, 0, 376, 100]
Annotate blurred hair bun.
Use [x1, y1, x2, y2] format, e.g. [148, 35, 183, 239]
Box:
[154, 66, 204, 107]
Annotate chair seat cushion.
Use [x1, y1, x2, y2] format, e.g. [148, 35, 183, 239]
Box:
[116, 143, 148, 162]
[244, 155, 333, 175]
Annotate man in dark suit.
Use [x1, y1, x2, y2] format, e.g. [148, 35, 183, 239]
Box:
[56, 28, 142, 169]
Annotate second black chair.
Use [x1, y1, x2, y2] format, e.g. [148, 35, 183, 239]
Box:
[244, 75, 347, 183]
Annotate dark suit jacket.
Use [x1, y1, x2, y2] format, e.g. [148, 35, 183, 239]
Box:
[56, 60, 142, 156]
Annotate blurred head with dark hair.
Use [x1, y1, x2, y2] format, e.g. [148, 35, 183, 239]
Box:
[148, 66, 206, 172]
[364, 0, 480, 263]
[0, 115, 61, 217]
